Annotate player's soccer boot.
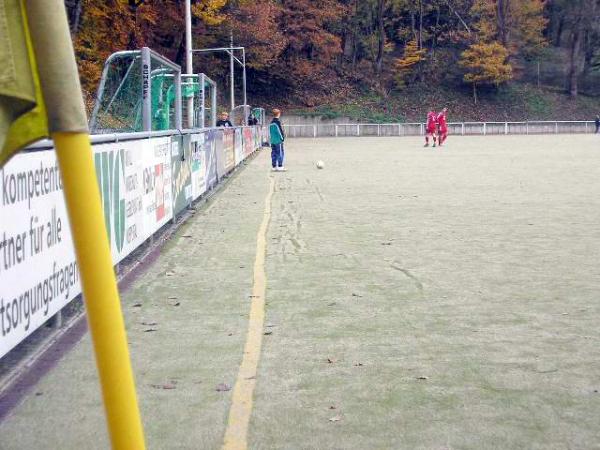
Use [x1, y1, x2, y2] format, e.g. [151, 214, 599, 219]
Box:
[278, 166, 287, 172]
[432, 143, 437, 148]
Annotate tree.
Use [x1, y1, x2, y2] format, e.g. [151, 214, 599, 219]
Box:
[470, 0, 547, 61]
[556, 0, 600, 96]
[394, 39, 426, 88]
[459, 41, 513, 103]
[228, 1, 286, 71]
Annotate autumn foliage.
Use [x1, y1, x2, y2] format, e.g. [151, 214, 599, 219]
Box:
[66, 0, 600, 106]
[460, 42, 513, 103]
[394, 39, 426, 90]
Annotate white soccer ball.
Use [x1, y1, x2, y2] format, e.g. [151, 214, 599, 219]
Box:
[316, 160, 325, 169]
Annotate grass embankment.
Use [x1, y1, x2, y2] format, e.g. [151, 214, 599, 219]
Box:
[289, 83, 600, 123]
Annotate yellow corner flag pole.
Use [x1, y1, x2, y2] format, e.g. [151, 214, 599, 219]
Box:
[53, 134, 146, 449]
[23, 1, 146, 448]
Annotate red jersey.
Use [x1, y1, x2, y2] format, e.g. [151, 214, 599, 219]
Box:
[426, 112, 437, 131]
[437, 112, 448, 131]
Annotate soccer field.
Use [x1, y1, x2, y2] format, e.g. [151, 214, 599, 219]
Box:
[1, 135, 600, 449]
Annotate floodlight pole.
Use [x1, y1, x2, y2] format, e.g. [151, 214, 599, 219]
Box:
[191, 46, 247, 124]
[200, 73, 205, 128]
[185, 0, 194, 127]
[230, 33, 235, 112]
[242, 48, 247, 118]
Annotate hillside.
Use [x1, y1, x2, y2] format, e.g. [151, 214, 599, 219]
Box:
[282, 83, 600, 123]
[67, 1, 600, 126]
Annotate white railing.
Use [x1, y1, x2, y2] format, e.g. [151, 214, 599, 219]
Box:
[283, 121, 597, 138]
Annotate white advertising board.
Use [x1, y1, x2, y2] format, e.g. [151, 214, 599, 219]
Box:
[234, 128, 244, 166]
[0, 151, 80, 358]
[0, 129, 251, 359]
[93, 137, 173, 264]
[191, 133, 208, 200]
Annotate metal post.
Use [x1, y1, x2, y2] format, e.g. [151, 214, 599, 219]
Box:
[230, 33, 235, 112]
[335, 124, 338, 137]
[52, 310, 63, 329]
[185, 0, 192, 75]
[242, 48, 247, 120]
[313, 125, 317, 138]
[141, 47, 152, 131]
[398, 124, 401, 136]
[357, 124, 360, 136]
[505, 122, 508, 135]
[185, 0, 194, 128]
[483, 122, 487, 135]
[461, 123, 465, 135]
[211, 82, 217, 127]
[200, 73, 206, 128]
[555, 122, 558, 134]
[175, 71, 182, 129]
[377, 124, 381, 136]
[526, 122, 529, 135]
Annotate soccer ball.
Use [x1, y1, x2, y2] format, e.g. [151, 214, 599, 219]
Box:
[316, 160, 325, 169]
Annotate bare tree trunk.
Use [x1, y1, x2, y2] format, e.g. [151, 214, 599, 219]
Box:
[375, 0, 385, 74]
[555, 17, 564, 46]
[496, 0, 510, 48]
[418, 0, 423, 50]
[568, 29, 582, 97]
[473, 83, 478, 104]
[432, 5, 440, 55]
[128, 0, 140, 48]
[351, 0, 358, 69]
[65, 0, 83, 33]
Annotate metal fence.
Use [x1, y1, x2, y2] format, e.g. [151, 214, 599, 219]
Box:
[283, 121, 598, 138]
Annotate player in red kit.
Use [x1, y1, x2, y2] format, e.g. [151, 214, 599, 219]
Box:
[424, 110, 438, 147]
[437, 108, 448, 147]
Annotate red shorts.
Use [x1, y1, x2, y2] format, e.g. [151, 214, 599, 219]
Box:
[439, 128, 448, 135]
[426, 126, 436, 134]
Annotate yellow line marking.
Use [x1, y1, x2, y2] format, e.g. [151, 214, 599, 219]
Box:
[222, 175, 276, 450]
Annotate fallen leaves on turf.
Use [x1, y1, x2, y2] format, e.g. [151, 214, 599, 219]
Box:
[150, 383, 176, 390]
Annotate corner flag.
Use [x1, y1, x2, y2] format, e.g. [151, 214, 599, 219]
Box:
[0, 0, 48, 166]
